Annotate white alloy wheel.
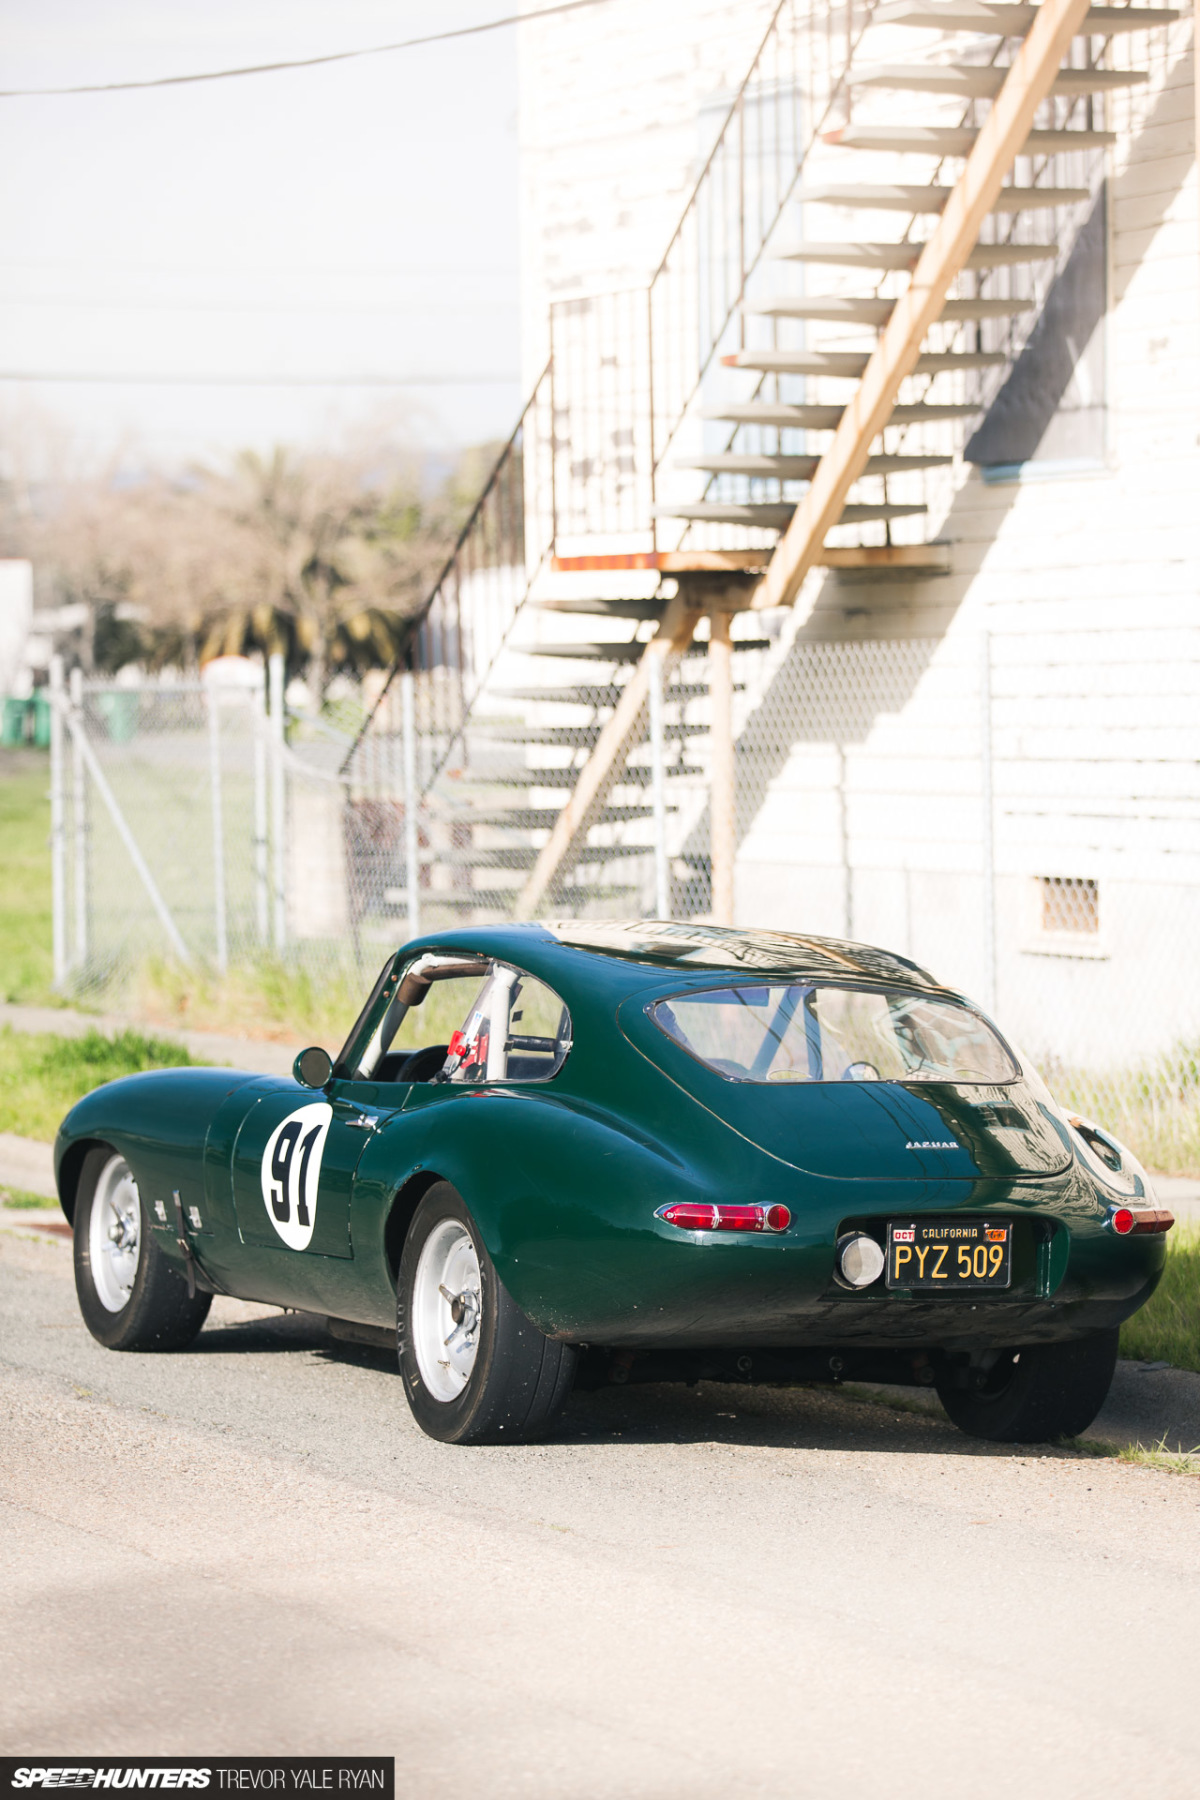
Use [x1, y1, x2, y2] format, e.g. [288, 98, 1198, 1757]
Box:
[88, 1154, 142, 1313]
[411, 1219, 483, 1402]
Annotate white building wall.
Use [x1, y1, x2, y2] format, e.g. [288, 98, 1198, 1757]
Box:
[733, 11, 1200, 1063]
[517, 0, 777, 383]
[516, 4, 1200, 1068]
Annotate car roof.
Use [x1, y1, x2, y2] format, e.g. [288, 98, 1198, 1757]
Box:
[395, 920, 945, 998]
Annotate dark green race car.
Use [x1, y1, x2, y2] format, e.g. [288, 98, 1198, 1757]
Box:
[56, 922, 1173, 1446]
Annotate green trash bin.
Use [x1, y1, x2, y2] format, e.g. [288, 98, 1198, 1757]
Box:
[32, 690, 52, 748]
[1, 697, 30, 747]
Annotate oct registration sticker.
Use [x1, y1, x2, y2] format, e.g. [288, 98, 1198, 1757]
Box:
[886, 1219, 1012, 1291]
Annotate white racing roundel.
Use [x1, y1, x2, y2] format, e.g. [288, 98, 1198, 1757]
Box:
[260, 1102, 332, 1250]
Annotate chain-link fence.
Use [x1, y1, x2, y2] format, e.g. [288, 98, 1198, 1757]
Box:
[49, 618, 1200, 1173]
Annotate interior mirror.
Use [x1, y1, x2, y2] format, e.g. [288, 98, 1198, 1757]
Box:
[293, 1045, 333, 1089]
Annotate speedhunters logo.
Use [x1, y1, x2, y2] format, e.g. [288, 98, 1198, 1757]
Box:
[10, 1777, 210, 1791]
[0, 1766, 393, 1800]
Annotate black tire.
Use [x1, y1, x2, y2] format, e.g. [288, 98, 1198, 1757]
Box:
[935, 1329, 1119, 1443]
[73, 1145, 212, 1351]
[397, 1181, 576, 1445]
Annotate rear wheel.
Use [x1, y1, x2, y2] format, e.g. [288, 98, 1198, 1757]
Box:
[935, 1329, 1119, 1443]
[397, 1181, 576, 1444]
[73, 1146, 212, 1351]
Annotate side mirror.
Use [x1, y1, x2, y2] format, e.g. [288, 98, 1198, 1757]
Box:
[293, 1046, 333, 1089]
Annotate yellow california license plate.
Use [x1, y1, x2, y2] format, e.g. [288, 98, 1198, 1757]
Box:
[886, 1219, 1012, 1290]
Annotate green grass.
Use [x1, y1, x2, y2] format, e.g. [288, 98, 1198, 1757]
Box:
[0, 1186, 58, 1209]
[0, 761, 54, 1005]
[1117, 1435, 1200, 1476]
[1120, 1224, 1200, 1374]
[0, 1026, 196, 1143]
[1052, 1045, 1200, 1178]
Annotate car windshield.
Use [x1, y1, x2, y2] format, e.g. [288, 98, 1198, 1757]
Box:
[651, 984, 1018, 1085]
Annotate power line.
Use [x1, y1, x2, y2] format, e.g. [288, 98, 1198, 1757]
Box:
[0, 371, 518, 387]
[0, 0, 612, 99]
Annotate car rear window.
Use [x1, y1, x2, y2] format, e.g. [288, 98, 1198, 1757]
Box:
[650, 984, 1017, 1085]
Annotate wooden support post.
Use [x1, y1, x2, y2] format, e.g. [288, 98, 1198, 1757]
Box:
[708, 607, 736, 927]
[514, 594, 698, 919]
[753, 0, 1093, 613]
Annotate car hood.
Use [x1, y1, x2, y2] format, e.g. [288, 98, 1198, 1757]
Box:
[619, 997, 1072, 1181]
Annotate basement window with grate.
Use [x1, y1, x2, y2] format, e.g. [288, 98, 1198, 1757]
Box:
[1023, 876, 1107, 959]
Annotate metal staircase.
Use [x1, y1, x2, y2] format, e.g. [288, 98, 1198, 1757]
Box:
[344, 0, 1178, 938]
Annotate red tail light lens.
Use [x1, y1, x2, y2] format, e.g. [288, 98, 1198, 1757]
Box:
[657, 1203, 791, 1234]
[1109, 1207, 1135, 1236]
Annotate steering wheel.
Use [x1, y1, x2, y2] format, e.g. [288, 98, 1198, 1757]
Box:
[399, 1044, 451, 1083]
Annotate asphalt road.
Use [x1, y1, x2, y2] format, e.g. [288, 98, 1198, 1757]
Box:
[2, 1224, 1199, 1799]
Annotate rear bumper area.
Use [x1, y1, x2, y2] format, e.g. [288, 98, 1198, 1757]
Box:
[578, 1286, 1154, 1352]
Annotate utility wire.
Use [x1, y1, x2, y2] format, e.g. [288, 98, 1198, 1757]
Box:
[0, 371, 517, 386]
[0, 0, 613, 99]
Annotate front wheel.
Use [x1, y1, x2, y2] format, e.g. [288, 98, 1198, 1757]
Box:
[73, 1145, 212, 1351]
[935, 1329, 1119, 1443]
[397, 1182, 576, 1445]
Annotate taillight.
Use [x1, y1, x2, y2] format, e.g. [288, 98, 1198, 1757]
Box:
[657, 1202, 791, 1234]
[1107, 1205, 1174, 1236]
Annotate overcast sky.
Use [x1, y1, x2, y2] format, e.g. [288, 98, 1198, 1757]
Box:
[0, 0, 522, 472]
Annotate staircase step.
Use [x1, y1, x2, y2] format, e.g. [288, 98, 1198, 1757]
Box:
[655, 501, 927, 526]
[441, 843, 652, 871]
[776, 238, 1057, 270]
[524, 638, 768, 661]
[872, 2, 1178, 34]
[451, 764, 707, 790]
[823, 542, 953, 574]
[800, 181, 1089, 212]
[483, 722, 706, 746]
[454, 805, 661, 829]
[825, 124, 1116, 154]
[535, 597, 666, 620]
[722, 347, 1005, 376]
[751, 293, 1035, 322]
[494, 683, 712, 706]
[678, 451, 953, 477]
[703, 400, 980, 427]
[523, 640, 652, 664]
[423, 885, 641, 910]
[855, 62, 1149, 97]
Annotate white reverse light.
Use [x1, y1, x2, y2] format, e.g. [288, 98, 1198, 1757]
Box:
[837, 1232, 885, 1289]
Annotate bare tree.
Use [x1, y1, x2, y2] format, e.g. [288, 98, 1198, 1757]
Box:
[1, 424, 465, 691]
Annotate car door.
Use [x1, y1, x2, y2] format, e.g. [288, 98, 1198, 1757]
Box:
[226, 1082, 401, 1310]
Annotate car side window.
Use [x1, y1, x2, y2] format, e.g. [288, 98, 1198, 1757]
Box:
[444, 965, 571, 1084]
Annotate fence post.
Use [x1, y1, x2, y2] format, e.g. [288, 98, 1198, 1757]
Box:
[269, 652, 287, 952]
[68, 664, 88, 972]
[980, 629, 997, 1014]
[649, 645, 670, 918]
[709, 608, 736, 926]
[253, 676, 269, 943]
[208, 685, 228, 974]
[49, 655, 67, 989]
[401, 666, 420, 940]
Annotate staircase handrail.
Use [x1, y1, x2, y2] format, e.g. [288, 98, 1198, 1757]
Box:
[646, 0, 881, 498]
[340, 361, 550, 778]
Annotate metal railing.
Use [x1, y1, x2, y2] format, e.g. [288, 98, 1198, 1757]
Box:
[551, 0, 879, 557]
[343, 363, 553, 801]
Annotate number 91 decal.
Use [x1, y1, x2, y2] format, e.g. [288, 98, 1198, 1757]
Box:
[260, 1102, 332, 1250]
